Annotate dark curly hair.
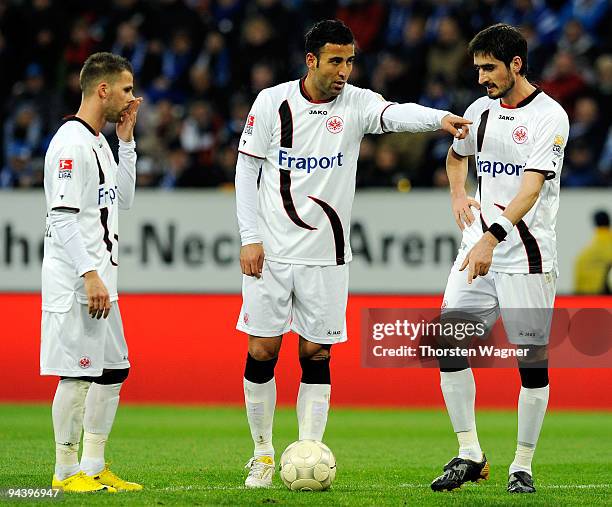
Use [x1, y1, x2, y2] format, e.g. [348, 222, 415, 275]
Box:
[304, 19, 354, 62]
[468, 23, 528, 75]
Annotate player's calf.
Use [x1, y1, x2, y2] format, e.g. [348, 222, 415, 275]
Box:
[297, 344, 331, 442]
[243, 345, 279, 486]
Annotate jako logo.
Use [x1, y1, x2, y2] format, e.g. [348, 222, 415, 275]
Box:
[477, 158, 523, 177]
[278, 150, 343, 173]
[309, 110, 327, 115]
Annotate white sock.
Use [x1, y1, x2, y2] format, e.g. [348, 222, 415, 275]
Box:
[244, 377, 276, 458]
[81, 383, 122, 476]
[510, 385, 549, 475]
[440, 369, 482, 461]
[297, 383, 331, 442]
[55, 443, 80, 480]
[52, 379, 91, 479]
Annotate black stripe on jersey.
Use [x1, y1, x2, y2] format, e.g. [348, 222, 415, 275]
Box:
[100, 207, 118, 266]
[64, 116, 97, 136]
[476, 109, 490, 152]
[92, 149, 105, 184]
[379, 103, 396, 133]
[279, 100, 293, 148]
[494, 203, 542, 273]
[516, 222, 543, 273]
[524, 168, 556, 180]
[308, 196, 345, 265]
[279, 169, 316, 230]
[51, 206, 80, 213]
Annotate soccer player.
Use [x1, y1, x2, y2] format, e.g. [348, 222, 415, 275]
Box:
[41, 53, 143, 493]
[430, 24, 569, 494]
[235, 19, 471, 488]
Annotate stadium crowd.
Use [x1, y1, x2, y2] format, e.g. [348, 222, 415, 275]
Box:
[1, 0, 610, 190]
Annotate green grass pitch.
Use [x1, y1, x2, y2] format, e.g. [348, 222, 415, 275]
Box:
[0, 405, 610, 505]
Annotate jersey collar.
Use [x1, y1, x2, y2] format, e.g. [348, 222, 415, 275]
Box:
[299, 77, 336, 104]
[500, 87, 542, 109]
[63, 115, 98, 137]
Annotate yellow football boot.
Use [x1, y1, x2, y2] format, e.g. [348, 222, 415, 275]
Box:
[52, 471, 117, 493]
[91, 465, 143, 491]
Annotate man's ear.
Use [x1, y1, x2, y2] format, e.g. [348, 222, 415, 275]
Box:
[97, 82, 109, 99]
[306, 52, 317, 70]
[512, 56, 523, 74]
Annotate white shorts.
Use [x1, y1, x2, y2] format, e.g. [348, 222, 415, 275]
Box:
[236, 260, 349, 345]
[40, 299, 130, 377]
[442, 261, 557, 345]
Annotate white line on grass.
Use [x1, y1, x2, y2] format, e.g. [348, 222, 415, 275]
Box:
[158, 483, 612, 492]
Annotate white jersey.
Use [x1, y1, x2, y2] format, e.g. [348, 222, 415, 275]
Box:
[453, 89, 569, 274]
[43, 118, 123, 311]
[239, 78, 447, 265]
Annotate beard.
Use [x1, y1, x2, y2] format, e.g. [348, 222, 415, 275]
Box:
[104, 111, 122, 123]
[486, 74, 515, 99]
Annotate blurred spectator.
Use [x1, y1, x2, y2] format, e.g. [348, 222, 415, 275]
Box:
[558, 0, 609, 37]
[337, 0, 386, 53]
[557, 19, 596, 65]
[498, 0, 560, 45]
[598, 127, 612, 183]
[111, 22, 148, 78]
[574, 210, 612, 294]
[563, 139, 600, 186]
[371, 52, 412, 102]
[64, 18, 97, 68]
[540, 50, 589, 116]
[519, 22, 553, 82]
[594, 54, 612, 123]
[426, 17, 466, 86]
[180, 100, 218, 167]
[138, 99, 182, 167]
[159, 144, 194, 188]
[4, 105, 43, 159]
[0, 142, 41, 188]
[568, 96, 607, 158]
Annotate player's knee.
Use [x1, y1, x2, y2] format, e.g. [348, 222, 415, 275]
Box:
[93, 368, 130, 385]
[299, 355, 331, 384]
[244, 353, 278, 384]
[248, 345, 279, 362]
[518, 360, 549, 388]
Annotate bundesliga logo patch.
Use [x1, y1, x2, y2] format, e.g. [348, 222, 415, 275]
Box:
[552, 134, 564, 157]
[58, 159, 73, 179]
[244, 115, 255, 136]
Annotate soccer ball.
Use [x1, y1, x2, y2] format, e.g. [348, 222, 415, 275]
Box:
[279, 439, 336, 491]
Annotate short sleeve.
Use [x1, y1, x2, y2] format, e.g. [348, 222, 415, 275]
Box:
[523, 110, 570, 180]
[47, 145, 86, 212]
[238, 90, 274, 159]
[452, 101, 480, 157]
[359, 88, 395, 135]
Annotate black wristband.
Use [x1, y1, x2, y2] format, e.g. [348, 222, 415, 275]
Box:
[488, 223, 507, 242]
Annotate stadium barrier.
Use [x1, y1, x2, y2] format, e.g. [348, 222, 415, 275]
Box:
[1, 293, 610, 409]
[1, 189, 610, 294]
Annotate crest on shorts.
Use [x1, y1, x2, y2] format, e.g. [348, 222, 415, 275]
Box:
[244, 313, 250, 325]
[326, 116, 343, 134]
[79, 356, 91, 369]
[512, 126, 528, 144]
